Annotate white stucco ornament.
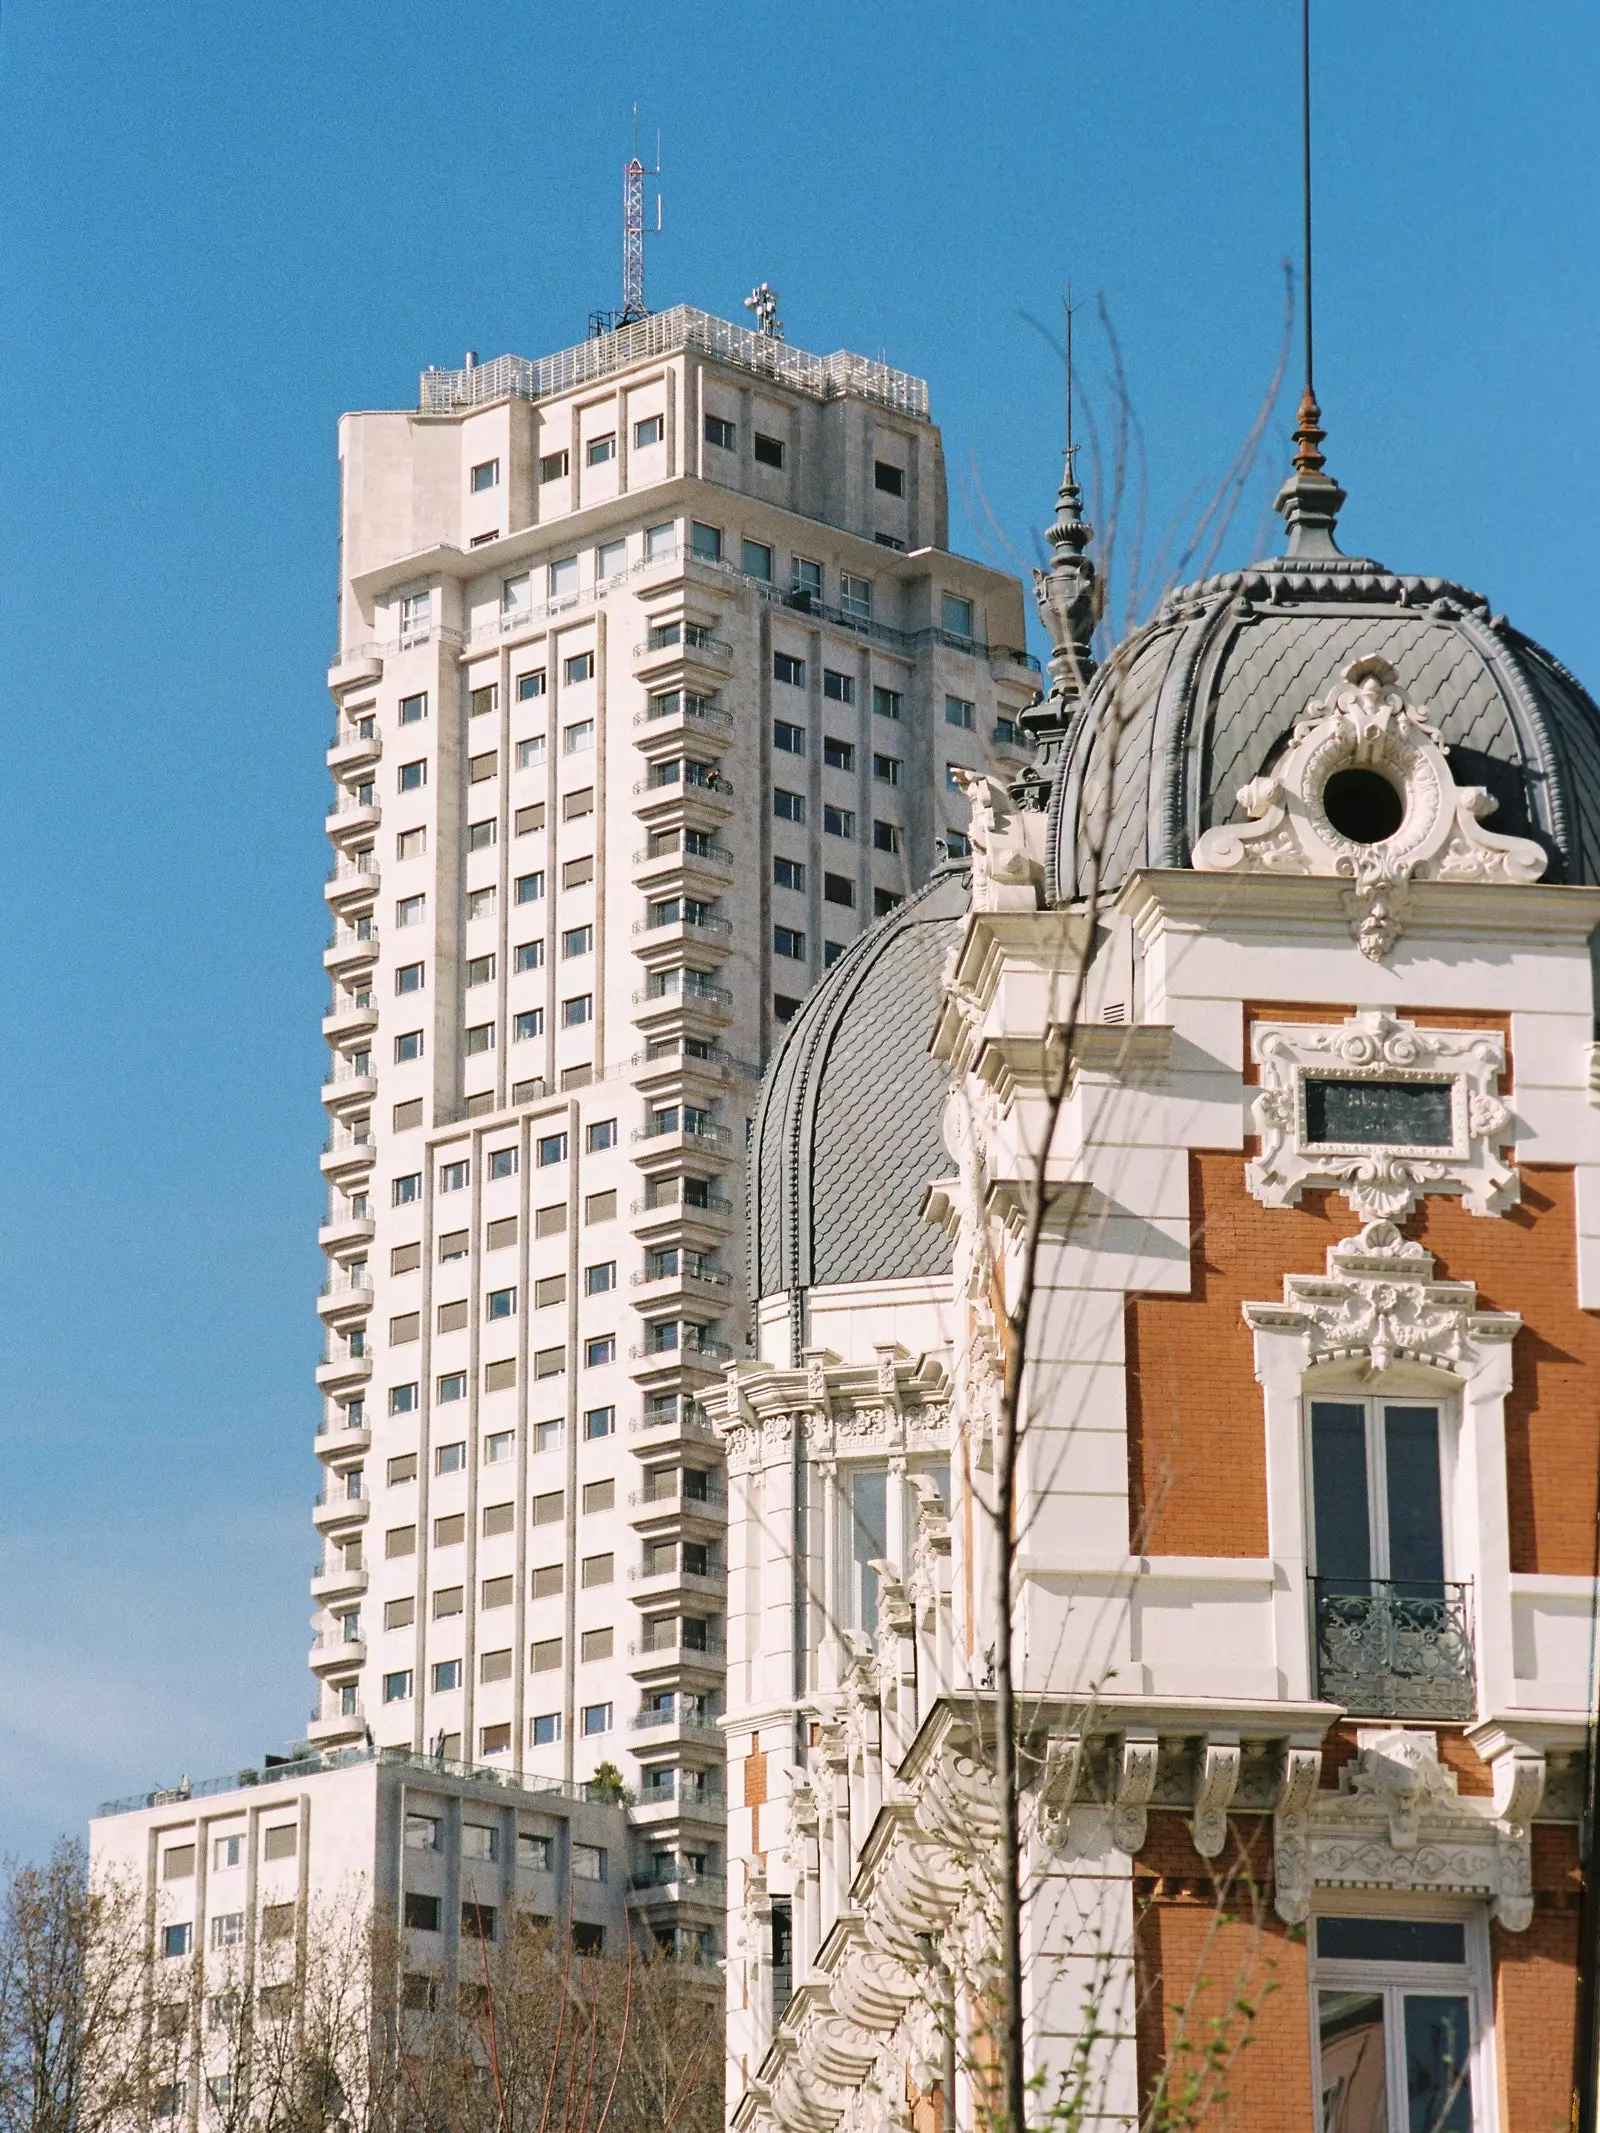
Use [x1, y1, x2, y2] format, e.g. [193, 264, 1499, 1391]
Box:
[1192, 654, 1548, 958]
[1247, 1008, 1515, 1220]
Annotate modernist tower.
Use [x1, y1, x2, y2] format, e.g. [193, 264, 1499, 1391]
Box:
[310, 305, 1039, 1950]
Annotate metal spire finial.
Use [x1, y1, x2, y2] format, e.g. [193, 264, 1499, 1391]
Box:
[1031, 284, 1099, 736]
[1274, 0, 1345, 557]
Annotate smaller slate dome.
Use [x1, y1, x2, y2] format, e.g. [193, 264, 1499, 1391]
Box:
[751, 866, 967, 1304]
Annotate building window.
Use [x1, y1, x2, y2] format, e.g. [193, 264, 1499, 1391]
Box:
[690, 521, 722, 563]
[1311, 1915, 1481, 2133]
[792, 556, 822, 603]
[773, 652, 805, 687]
[383, 1670, 413, 1704]
[468, 887, 496, 922]
[470, 459, 500, 493]
[824, 872, 855, 907]
[874, 819, 901, 854]
[537, 1133, 568, 1166]
[561, 995, 592, 1028]
[873, 887, 903, 917]
[531, 1713, 561, 1746]
[214, 1835, 243, 1870]
[824, 737, 855, 772]
[160, 1924, 192, 1960]
[774, 788, 805, 824]
[515, 871, 546, 905]
[741, 538, 773, 581]
[466, 955, 494, 987]
[431, 1660, 462, 1693]
[774, 926, 806, 960]
[487, 1287, 517, 1321]
[563, 924, 593, 958]
[405, 1814, 441, 1851]
[399, 692, 427, 725]
[403, 1891, 441, 1932]
[872, 685, 902, 721]
[393, 1172, 421, 1205]
[396, 828, 426, 863]
[703, 414, 736, 451]
[839, 575, 871, 622]
[945, 828, 971, 858]
[538, 450, 569, 483]
[634, 414, 664, 448]
[564, 651, 595, 685]
[581, 1702, 612, 1737]
[945, 695, 975, 730]
[596, 539, 625, 583]
[585, 1263, 616, 1296]
[584, 1406, 615, 1440]
[517, 670, 547, 705]
[848, 1467, 888, 1632]
[945, 762, 965, 791]
[484, 1430, 513, 1465]
[389, 1384, 417, 1415]
[468, 818, 496, 853]
[774, 857, 805, 891]
[398, 759, 426, 792]
[587, 1119, 616, 1152]
[396, 893, 425, 927]
[754, 431, 785, 468]
[437, 1372, 466, 1404]
[439, 1160, 469, 1192]
[400, 591, 432, 642]
[774, 993, 800, 1022]
[873, 753, 902, 786]
[873, 459, 905, 496]
[396, 961, 424, 994]
[488, 1147, 517, 1180]
[644, 521, 675, 562]
[774, 720, 805, 756]
[941, 592, 975, 642]
[586, 433, 616, 466]
[572, 1844, 607, 1882]
[823, 669, 855, 704]
[394, 1029, 423, 1064]
[514, 940, 545, 973]
[514, 1009, 544, 1041]
[585, 1336, 615, 1368]
[995, 717, 1021, 746]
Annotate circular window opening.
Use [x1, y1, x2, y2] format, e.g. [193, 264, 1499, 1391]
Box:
[1322, 766, 1405, 844]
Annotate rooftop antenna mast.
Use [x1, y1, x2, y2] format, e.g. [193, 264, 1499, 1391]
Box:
[1274, 0, 1345, 557]
[618, 108, 660, 327]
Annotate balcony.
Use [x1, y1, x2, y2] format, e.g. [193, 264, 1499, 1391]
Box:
[324, 927, 379, 977]
[631, 631, 734, 685]
[631, 910, 734, 970]
[323, 994, 379, 1042]
[628, 1783, 726, 1828]
[324, 855, 380, 909]
[327, 723, 381, 774]
[628, 1629, 725, 1670]
[628, 1559, 728, 1609]
[310, 1556, 368, 1603]
[631, 1263, 733, 1308]
[632, 773, 735, 823]
[317, 1210, 375, 1251]
[315, 1348, 372, 1394]
[632, 693, 735, 753]
[320, 1131, 376, 1184]
[326, 794, 382, 839]
[631, 840, 735, 892]
[315, 1411, 371, 1459]
[327, 649, 384, 692]
[628, 1398, 722, 1444]
[631, 1120, 733, 1170]
[1312, 1579, 1475, 1723]
[317, 1271, 374, 1322]
[309, 1633, 366, 1675]
[306, 1707, 366, 1746]
[312, 1488, 370, 1532]
[631, 1190, 736, 1239]
[322, 1063, 378, 1109]
[631, 982, 735, 1035]
[630, 1478, 728, 1516]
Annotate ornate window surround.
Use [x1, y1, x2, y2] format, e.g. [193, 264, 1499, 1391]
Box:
[1243, 1220, 1522, 1729]
[1247, 1008, 1515, 1221]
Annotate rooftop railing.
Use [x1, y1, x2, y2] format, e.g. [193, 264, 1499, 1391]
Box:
[419, 307, 930, 420]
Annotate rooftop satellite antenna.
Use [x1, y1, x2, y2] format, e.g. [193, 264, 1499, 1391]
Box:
[744, 282, 783, 340]
[591, 110, 661, 337]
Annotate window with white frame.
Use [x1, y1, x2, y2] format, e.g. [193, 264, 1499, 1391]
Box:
[846, 1466, 888, 1633]
[1311, 1911, 1483, 2131]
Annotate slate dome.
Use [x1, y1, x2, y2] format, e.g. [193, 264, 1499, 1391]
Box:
[1041, 420, 1600, 903]
[750, 866, 967, 1304]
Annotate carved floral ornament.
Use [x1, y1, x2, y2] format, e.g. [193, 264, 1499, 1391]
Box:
[1192, 655, 1547, 959]
[1242, 1218, 1519, 1376]
[1248, 1008, 1515, 1222]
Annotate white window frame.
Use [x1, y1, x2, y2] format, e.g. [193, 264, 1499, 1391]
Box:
[1308, 1897, 1496, 2133]
[1303, 1390, 1461, 1586]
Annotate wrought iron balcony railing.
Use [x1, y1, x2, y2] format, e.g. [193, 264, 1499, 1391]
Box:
[1312, 1577, 1475, 1722]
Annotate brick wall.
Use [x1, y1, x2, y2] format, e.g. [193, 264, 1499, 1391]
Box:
[1124, 1149, 1600, 1570]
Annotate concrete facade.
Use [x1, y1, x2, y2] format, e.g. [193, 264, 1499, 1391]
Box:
[312, 305, 1038, 1953]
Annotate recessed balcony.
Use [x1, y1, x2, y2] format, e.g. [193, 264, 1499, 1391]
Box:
[1312, 1578, 1475, 1723]
[627, 1558, 727, 1610]
[631, 1263, 734, 1309]
[627, 1784, 725, 1830]
[631, 983, 735, 1036]
[627, 1396, 723, 1447]
[309, 1555, 368, 1603]
[630, 910, 734, 970]
[631, 843, 736, 899]
[631, 692, 735, 757]
[630, 1119, 734, 1167]
[631, 1046, 748, 1097]
[629, 1478, 729, 1531]
[627, 1629, 726, 1682]
[625, 1870, 727, 1917]
[630, 1191, 737, 1244]
[314, 1348, 372, 1394]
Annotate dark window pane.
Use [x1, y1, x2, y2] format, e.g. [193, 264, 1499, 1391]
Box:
[1403, 1994, 1472, 2133]
[1317, 1990, 1389, 2133]
[1311, 1403, 1371, 1586]
[1384, 1408, 1446, 1588]
[1303, 1079, 1452, 1148]
[1317, 1918, 1465, 1965]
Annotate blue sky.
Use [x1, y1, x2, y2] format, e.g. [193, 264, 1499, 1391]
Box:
[0, 0, 1594, 1858]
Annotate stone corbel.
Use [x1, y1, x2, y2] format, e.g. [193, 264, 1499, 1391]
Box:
[1271, 1748, 1324, 1927]
[1489, 1748, 1544, 1935]
[1112, 1735, 1160, 1855]
[1037, 1734, 1086, 1853]
[1190, 1739, 1242, 1859]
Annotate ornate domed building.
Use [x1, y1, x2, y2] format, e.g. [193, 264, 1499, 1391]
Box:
[718, 404, 1600, 2133]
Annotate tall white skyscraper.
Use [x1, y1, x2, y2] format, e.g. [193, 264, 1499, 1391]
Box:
[310, 303, 1037, 1950]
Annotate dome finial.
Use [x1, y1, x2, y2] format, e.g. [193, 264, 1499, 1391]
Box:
[1033, 286, 1099, 725]
[1273, 0, 1346, 558]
